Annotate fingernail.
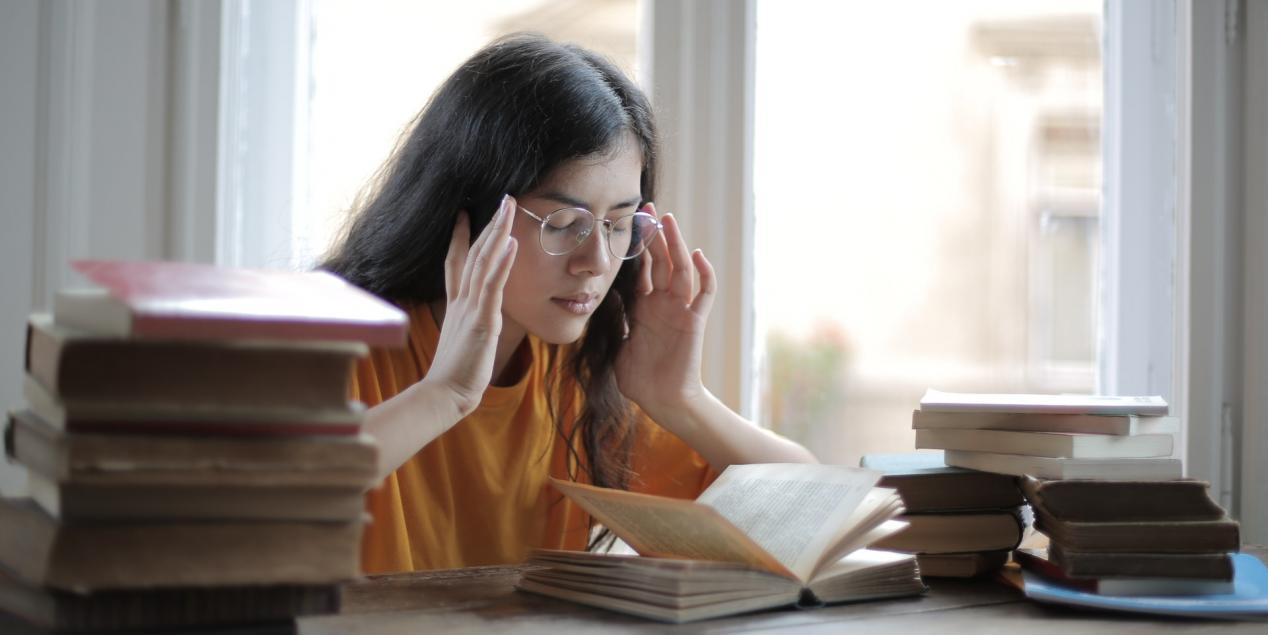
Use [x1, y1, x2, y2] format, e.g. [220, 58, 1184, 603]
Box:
[501, 194, 513, 216]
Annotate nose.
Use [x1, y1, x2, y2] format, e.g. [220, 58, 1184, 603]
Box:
[567, 221, 612, 277]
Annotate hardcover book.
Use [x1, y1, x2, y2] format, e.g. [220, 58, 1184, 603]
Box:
[1030, 509, 1240, 554]
[516, 464, 925, 622]
[944, 449, 1183, 480]
[6, 409, 378, 489]
[55, 260, 408, 346]
[1047, 543, 1234, 581]
[1020, 475, 1226, 521]
[918, 390, 1169, 416]
[0, 498, 363, 591]
[0, 567, 339, 633]
[26, 314, 365, 410]
[911, 410, 1179, 436]
[22, 374, 365, 437]
[916, 551, 1010, 578]
[1013, 548, 1235, 597]
[859, 451, 1023, 513]
[916, 428, 1173, 459]
[870, 509, 1025, 554]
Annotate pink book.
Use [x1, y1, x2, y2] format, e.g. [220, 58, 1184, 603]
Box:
[54, 260, 408, 347]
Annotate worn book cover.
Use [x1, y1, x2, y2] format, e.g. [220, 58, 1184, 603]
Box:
[1020, 475, 1227, 521]
[916, 428, 1173, 459]
[1047, 543, 1234, 580]
[859, 452, 1023, 512]
[871, 508, 1025, 555]
[916, 551, 1010, 578]
[0, 498, 363, 592]
[26, 314, 365, 410]
[22, 374, 365, 437]
[944, 449, 1183, 480]
[1013, 548, 1234, 597]
[0, 567, 339, 633]
[56, 260, 408, 346]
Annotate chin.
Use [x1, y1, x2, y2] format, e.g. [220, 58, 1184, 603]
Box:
[530, 318, 589, 345]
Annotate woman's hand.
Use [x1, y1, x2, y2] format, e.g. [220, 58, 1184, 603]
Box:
[423, 195, 518, 418]
[614, 205, 717, 423]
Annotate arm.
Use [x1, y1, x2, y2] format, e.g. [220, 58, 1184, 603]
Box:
[363, 197, 519, 482]
[615, 208, 817, 471]
[650, 388, 817, 470]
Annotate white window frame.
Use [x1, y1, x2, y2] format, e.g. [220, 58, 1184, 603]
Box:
[1105, 0, 1267, 542]
[217, 0, 308, 269]
[641, 0, 756, 417]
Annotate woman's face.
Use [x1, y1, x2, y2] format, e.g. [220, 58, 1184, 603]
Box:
[502, 133, 644, 345]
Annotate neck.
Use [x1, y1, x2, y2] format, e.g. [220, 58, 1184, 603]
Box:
[428, 300, 528, 387]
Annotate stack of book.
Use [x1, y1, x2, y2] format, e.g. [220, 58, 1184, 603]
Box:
[861, 452, 1025, 577]
[913, 389, 1182, 480]
[0, 260, 407, 633]
[1014, 476, 1241, 597]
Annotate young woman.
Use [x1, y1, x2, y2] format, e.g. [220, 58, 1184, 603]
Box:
[322, 33, 816, 574]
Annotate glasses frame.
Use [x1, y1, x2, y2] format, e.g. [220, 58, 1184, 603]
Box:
[517, 205, 663, 260]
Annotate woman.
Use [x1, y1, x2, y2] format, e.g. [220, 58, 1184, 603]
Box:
[323, 33, 815, 574]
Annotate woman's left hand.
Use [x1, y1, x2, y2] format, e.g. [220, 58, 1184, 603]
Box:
[614, 205, 717, 422]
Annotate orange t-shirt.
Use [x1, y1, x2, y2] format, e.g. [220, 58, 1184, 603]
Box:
[352, 305, 718, 573]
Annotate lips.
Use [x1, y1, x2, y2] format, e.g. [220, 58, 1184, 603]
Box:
[551, 292, 600, 315]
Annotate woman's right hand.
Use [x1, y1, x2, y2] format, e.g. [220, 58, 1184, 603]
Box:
[423, 195, 518, 418]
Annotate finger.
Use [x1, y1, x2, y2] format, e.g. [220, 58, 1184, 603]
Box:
[662, 214, 694, 301]
[688, 249, 716, 317]
[637, 249, 654, 295]
[463, 195, 515, 297]
[446, 212, 471, 302]
[645, 205, 673, 291]
[480, 237, 518, 321]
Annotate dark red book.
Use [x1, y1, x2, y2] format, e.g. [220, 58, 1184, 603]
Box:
[55, 260, 408, 346]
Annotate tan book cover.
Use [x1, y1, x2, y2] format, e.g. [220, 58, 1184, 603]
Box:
[26, 314, 365, 411]
[0, 498, 363, 592]
[1020, 475, 1227, 521]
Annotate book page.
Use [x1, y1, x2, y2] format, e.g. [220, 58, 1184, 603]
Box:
[549, 479, 792, 578]
[694, 464, 881, 583]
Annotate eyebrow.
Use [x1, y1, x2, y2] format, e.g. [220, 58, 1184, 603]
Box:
[540, 191, 643, 214]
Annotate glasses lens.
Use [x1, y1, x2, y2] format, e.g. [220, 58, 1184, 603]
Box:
[540, 208, 594, 255]
[610, 212, 661, 260]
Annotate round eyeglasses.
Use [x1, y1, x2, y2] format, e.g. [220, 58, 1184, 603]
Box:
[517, 205, 663, 260]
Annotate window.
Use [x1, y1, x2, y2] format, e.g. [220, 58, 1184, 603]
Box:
[752, 1, 1103, 466]
[292, 0, 643, 269]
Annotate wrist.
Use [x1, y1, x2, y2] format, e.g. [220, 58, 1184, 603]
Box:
[638, 384, 714, 436]
[411, 377, 472, 427]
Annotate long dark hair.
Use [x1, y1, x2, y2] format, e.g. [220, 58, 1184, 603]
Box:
[322, 34, 656, 535]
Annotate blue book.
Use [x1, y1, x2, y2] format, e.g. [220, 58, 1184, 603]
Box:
[1022, 553, 1268, 619]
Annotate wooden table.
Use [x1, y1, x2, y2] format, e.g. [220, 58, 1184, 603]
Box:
[298, 546, 1268, 634]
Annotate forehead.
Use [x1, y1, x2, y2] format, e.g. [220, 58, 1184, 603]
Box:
[532, 133, 644, 200]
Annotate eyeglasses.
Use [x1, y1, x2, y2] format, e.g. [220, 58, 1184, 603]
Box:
[517, 205, 663, 260]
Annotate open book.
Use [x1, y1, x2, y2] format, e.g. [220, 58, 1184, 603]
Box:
[517, 464, 925, 622]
